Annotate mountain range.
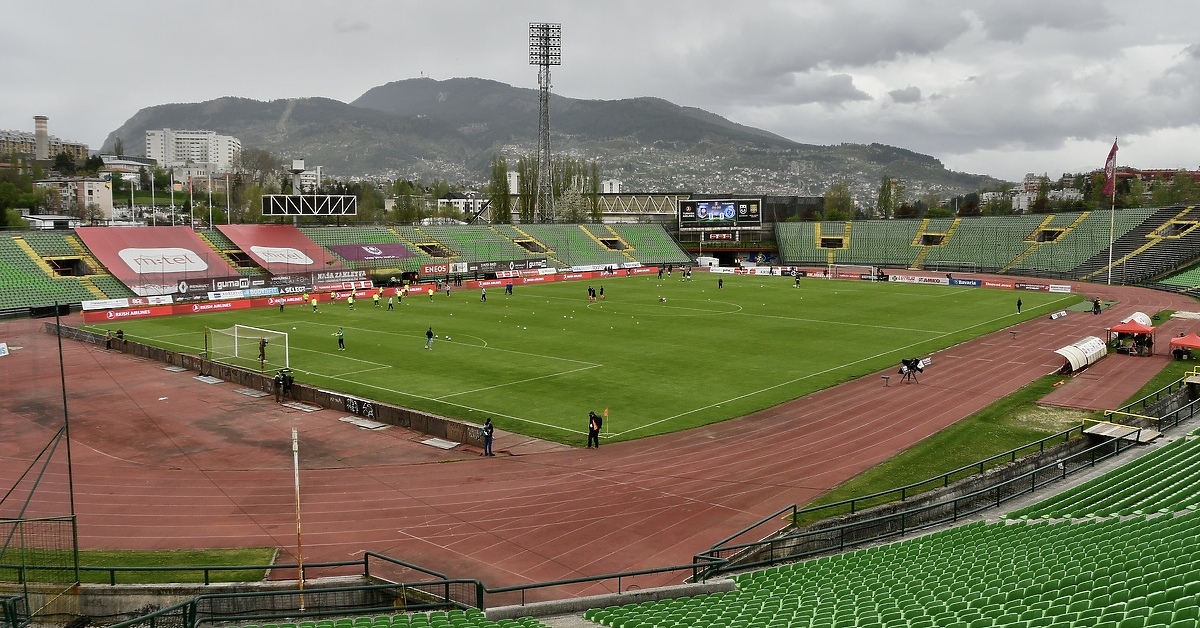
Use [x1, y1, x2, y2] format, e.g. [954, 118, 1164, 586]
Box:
[102, 77, 1008, 199]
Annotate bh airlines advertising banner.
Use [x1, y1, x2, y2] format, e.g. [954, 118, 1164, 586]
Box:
[73, 226, 243, 297]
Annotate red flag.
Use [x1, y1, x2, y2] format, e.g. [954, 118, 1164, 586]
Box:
[1102, 140, 1118, 197]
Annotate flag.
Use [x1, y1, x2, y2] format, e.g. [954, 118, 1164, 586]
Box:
[603, 407, 609, 418]
[1102, 140, 1118, 197]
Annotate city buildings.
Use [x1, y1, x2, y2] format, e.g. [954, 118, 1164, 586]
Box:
[0, 116, 89, 163]
[145, 129, 241, 173]
[33, 177, 114, 221]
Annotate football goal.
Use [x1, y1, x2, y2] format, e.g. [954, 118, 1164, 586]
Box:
[827, 264, 879, 280]
[206, 325, 290, 371]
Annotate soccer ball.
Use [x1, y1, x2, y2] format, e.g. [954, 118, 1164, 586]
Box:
[446, 336, 452, 341]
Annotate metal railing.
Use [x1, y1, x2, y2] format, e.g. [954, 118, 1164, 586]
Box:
[0, 595, 27, 628]
[0, 552, 443, 588]
[706, 424, 1085, 557]
[693, 432, 1140, 579]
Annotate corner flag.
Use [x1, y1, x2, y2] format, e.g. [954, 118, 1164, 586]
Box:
[1102, 139, 1118, 197]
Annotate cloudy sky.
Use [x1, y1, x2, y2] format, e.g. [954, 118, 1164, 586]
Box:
[3, 0, 1198, 182]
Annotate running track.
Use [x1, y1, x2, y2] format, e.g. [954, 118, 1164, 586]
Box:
[1, 279, 1194, 602]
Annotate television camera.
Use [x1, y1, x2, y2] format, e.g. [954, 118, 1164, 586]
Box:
[898, 357, 930, 383]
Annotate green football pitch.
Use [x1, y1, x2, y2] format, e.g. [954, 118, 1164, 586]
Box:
[84, 274, 1081, 446]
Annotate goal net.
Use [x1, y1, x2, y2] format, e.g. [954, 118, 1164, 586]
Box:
[827, 264, 879, 280]
[207, 325, 290, 371]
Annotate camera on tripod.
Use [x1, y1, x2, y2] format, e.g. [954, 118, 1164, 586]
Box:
[898, 357, 929, 383]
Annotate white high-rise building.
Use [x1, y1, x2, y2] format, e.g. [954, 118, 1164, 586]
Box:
[145, 129, 241, 173]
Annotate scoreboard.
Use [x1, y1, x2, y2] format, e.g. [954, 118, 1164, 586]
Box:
[678, 199, 761, 230]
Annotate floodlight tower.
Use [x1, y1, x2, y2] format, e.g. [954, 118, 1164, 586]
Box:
[529, 22, 561, 222]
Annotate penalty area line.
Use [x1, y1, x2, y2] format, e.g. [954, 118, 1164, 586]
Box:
[435, 364, 602, 399]
[613, 297, 1077, 437]
[317, 374, 581, 436]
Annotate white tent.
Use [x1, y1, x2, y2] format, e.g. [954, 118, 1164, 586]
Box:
[1121, 312, 1154, 327]
[1054, 336, 1108, 373]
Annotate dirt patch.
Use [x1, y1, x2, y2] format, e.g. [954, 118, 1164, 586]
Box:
[1016, 404, 1093, 432]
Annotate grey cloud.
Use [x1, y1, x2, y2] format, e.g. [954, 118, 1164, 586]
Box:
[785, 73, 872, 106]
[888, 86, 922, 104]
[967, 0, 1111, 41]
[333, 18, 369, 33]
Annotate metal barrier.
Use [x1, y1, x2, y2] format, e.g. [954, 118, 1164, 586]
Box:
[0, 595, 28, 628]
[693, 433, 1139, 579]
[483, 563, 709, 609]
[707, 425, 1084, 556]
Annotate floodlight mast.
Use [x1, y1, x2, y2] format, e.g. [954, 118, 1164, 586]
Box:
[529, 22, 561, 223]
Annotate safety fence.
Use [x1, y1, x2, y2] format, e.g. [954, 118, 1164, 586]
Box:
[103, 563, 710, 627]
[692, 427, 1143, 580]
[0, 595, 26, 628]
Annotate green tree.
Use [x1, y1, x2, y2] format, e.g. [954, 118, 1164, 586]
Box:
[0, 181, 20, 211]
[138, 166, 151, 191]
[823, 178, 854, 220]
[112, 137, 125, 155]
[1122, 177, 1145, 208]
[875, 175, 894, 219]
[81, 154, 105, 174]
[1030, 178, 1052, 213]
[487, 155, 512, 224]
[956, 192, 981, 216]
[516, 156, 536, 223]
[980, 195, 1011, 216]
[53, 152, 77, 175]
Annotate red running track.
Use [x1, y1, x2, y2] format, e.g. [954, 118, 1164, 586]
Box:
[1, 280, 1194, 601]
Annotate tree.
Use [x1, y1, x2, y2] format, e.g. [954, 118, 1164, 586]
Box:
[0, 181, 19, 211]
[138, 166, 151, 191]
[1030, 178, 1052, 213]
[516, 156, 536, 223]
[237, 148, 281, 187]
[82, 154, 105, 174]
[873, 174, 892, 218]
[1123, 177, 1145, 208]
[981, 195, 1011, 216]
[112, 137, 125, 156]
[956, 192, 981, 216]
[53, 152, 77, 175]
[487, 155, 512, 224]
[822, 178, 854, 220]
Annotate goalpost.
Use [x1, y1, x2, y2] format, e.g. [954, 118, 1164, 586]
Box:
[206, 324, 290, 371]
[827, 263, 879, 280]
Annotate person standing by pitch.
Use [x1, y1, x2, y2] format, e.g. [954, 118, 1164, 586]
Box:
[586, 410, 603, 449]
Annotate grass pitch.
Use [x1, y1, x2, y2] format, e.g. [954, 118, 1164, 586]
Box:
[86, 274, 1080, 446]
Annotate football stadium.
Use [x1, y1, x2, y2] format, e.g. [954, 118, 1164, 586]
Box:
[5, 209, 1200, 628]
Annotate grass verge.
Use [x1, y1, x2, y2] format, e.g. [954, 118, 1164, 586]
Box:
[793, 374, 1098, 525]
[0, 548, 276, 585]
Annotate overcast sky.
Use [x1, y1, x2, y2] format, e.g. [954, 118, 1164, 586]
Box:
[3, 0, 1198, 182]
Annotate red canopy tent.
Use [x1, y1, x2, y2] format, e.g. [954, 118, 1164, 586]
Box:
[1108, 320, 1156, 356]
[1169, 332, 1200, 350]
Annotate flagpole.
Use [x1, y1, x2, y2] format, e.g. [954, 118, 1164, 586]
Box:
[1104, 137, 1118, 286]
[1107, 189, 1115, 285]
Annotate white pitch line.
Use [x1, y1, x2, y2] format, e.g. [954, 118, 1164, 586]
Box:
[435, 364, 602, 399]
[317, 373, 581, 435]
[614, 294, 1078, 437]
[336, 365, 394, 377]
[305, 320, 599, 367]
